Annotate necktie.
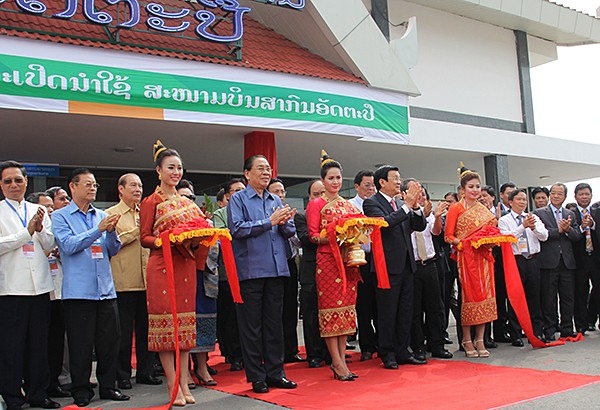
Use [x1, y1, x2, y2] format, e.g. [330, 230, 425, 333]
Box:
[518, 215, 531, 258]
[583, 208, 594, 253]
[390, 199, 397, 211]
[555, 208, 562, 222]
[415, 232, 428, 261]
[285, 238, 293, 260]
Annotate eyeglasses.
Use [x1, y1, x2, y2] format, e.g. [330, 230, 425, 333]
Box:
[388, 177, 401, 182]
[183, 194, 196, 201]
[56, 195, 71, 202]
[270, 189, 287, 195]
[2, 177, 25, 185]
[254, 166, 272, 174]
[76, 182, 100, 189]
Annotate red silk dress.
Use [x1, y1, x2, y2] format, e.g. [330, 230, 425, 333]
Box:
[306, 196, 361, 337]
[444, 201, 498, 326]
[140, 187, 204, 351]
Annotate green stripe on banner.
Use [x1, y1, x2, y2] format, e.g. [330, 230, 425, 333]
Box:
[0, 54, 408, 134]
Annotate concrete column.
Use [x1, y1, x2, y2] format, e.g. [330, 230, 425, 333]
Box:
[515, 30, 535, 134]
[484, 154, 509, 199]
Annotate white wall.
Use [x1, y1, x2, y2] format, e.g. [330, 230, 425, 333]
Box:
[389, 1, 523, 122]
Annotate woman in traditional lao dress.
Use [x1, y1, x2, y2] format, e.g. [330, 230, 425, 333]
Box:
[306, 152, 361, 381]
[444, 167, 498, 358]
[140, 141, 208, 405]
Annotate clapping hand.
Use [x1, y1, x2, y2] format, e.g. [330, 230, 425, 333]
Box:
[558, 216, 571, 233]
[27, 207, 46, 235]
[434, 201, 449, 218]
[270, 205, 296, 226]
[403, 182, 421, 209]
[582, 213, 594, 229]
[98, 214, 121, 232]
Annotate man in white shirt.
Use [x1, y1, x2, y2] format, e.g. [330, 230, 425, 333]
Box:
[0, 161, 58, 410]
[348, 170, 378, 361]
[408, 183, 452, 360]
[498, 188, 548, 345]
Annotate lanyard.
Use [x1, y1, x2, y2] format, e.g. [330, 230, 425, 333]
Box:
[5, 200, 28, 228]
[79, 210, 95, 230]
[511, 213, 523, 226]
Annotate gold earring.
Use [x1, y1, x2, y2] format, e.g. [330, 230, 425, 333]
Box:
[158, 174, 162, 180]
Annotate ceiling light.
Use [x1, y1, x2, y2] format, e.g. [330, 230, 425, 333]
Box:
[114, 147, 135, 153]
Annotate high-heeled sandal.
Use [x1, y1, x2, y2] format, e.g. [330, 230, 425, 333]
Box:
[195, 372, 217, 386]
[461, 341, 479, 358]
[180, 386, 195, 404]
[474, 339, 490, 358]
[168, 385, 186, 407]
[330, 365, 354, 382]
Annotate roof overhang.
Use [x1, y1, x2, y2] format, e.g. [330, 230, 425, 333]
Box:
[403, 0, 600, 46]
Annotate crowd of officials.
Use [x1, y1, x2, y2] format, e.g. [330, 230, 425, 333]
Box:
[1, 143, 599, 408]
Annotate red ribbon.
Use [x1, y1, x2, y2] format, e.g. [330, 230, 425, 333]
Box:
[326, 221, 348, 293]
[369, 227, 390, 289]
[219, 238, 243, 303]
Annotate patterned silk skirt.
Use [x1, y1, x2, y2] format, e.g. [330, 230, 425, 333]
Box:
[316, 252, 360, 337]
[146, 249, 197, 351]
[457, 251, 497, 326]
[190, 270, 217, 353]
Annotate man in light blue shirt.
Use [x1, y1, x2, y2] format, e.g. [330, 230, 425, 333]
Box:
[52, 168, 129, 407]
[227, 155, 297, 394]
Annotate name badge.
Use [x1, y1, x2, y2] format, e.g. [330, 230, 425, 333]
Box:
[91, 239, 104, 259]
[517, 237, 528, 254]
[48, 257, 59, 277]
[22, 241, 35, 259]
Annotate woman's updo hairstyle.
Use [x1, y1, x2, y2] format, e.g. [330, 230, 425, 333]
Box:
[320, 150, 342, 179]
[153, 139, 181, 167]
[457, 162, 480, 188]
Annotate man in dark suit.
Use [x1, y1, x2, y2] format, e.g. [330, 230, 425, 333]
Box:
[533, 183, 581, 340]
[571, 183, 600, 333]
[294, 180, 328, 368]
[363, 165, 427, 369]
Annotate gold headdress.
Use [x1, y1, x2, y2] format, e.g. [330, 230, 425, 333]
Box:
[456, 161, 473, 179]
[320, 150, 334, 167]
[153, 139, 167, 163]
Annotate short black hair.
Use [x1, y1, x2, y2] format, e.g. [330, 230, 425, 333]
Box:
[574, 182, 592, 195]
[400, 178, 418, 192]
[0, 160, 26, 178]
[531, 186, 549, 198]
[373, 165, 399, 191]
[353, 169, 374, 186]
[45, 186, 64, 199]
[444, 192, 458, 201]
[320, 160, 342, 179]
[224, 178, 245, 194]
[422, 187, 430, 200]
[26, 192, 49, 203]
[565, 202, 578, 211]
[176, 179, 194, 193]
[481, 185, 496, 198]
[307, 179, 321, 196]
[216, 188, 226, 202]
[508, 188, 527, 202]
[243, 155, 268, 172]
[69, 168, 93, 184]
[500, 182, 517, 194]
[268, 178, 284, 189]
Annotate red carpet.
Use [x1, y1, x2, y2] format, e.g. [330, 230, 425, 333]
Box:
[206, 351, 600, 410]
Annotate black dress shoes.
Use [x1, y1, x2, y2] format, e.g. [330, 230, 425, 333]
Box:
[484, 339, 498, 349]
[561, 331, 578, 339]
[494, 334, 511, 343]
[512, 338, 524, 347]
[284, 354, 306, 363]
[73, 397, 90, 408]
[588, 324, 597, 332]
[360, 351, 373, 361]
[383, 360, 398, 369]
[29, 398, 60, 409]
[99, 388, 130, 401]
[252, 381, 269, 394]
[413, 349, 427, 362]
[136, 375, 163, 385]
[266, 377, 297, 389]
[443, 337, 453, 345]
[431, 349, 453, 359]
[7, 405, 22, 410]
[577, 327, 587, 335]
[398, 356, 427, 365]
[308, 359, 323, 368]
[47, 385, 71, 398]
[545, 333, 556, 342]
[207, 365, 218, 376]
[345, 343, 356, 350]
[117, 379, 132, 390]
[230, 361, 244, 371]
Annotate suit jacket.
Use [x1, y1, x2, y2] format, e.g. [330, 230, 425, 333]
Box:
[572, 206, 600, 270]
[363, 192, 426, 275]
[533, 205, 581, 270]
[294, 212, 318, 286]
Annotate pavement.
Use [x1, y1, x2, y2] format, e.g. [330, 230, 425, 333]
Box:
[3, 319, 600, 410]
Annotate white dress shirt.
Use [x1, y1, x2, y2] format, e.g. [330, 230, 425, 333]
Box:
[411, 213, 437, 261]
[348, 195, 365, 213]
[498, 210, 548, 256]
[0, 199, 56, 296]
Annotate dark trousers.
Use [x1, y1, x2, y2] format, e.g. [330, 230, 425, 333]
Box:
[282, 259, 299, 359]
[48, 300, 65, 390]
[541, 258, 575, 337]
[508, 256, 543, 339]
[356, 261, 378, 354]
[63, 299, 120, 401]
[445, 258, 462, 341]
[217, 280, 242, 363]
[574, 255, 600, 329]
[493, 257, 509, 339]
[376, 263, 414, 362]
[410, 262, 445, 352]
[0, 294, 51, 407]
[299, 283, 327, 361]
[116, 291, 152, 380]
[236, 277, 285, 382]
